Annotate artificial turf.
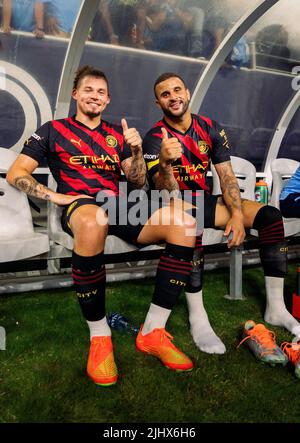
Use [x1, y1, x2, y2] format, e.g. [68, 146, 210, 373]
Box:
[0, 262, 300, 424]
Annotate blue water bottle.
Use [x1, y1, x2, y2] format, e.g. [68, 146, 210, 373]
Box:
[107, 312, 139, 335]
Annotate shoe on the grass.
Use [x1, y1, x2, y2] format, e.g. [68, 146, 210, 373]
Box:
[87, 336, 118, 386]
[238, 320, 288, 366]
[280, 339, 300, 379]
[136, 325, 193, 372]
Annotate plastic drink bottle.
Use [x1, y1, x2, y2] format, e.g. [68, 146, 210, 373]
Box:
[255, 180, 268, 204]
[107, 312, 139, 335]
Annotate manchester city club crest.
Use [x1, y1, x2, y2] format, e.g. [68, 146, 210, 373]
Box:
[106, 135, 118, 148]
[198, 140, 209, 154]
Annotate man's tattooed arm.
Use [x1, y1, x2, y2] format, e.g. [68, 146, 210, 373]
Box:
[153, 165, 179, 194]
[13, 175, 52, 200]
[121, 151, 147, 188]
[214, 161, 242, 214]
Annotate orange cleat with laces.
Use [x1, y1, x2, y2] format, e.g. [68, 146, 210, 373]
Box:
[238, 320, 288, 366]
[87, 336, 118, 386]
[136, 325, 193, 372]
[280, 339, 300, 379]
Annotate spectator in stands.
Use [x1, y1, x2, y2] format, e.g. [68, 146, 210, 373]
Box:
[136, 0, 193, 55]
[45, 0, 81, 38]
[255, 24, 292, 72]
[184, 0, 205, 58]
[90, 0, 138, 47]
[280, 165, 300, 218]
[6, 65, 197, 386]
[143, 72, 300, 356]
[1, 0, 47, 39]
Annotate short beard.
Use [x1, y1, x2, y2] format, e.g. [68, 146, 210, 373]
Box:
[163, 101, 189, 120]
[86, 111, 101, 118]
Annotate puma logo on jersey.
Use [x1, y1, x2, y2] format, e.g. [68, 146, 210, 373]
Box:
[71, 138, 82, 147]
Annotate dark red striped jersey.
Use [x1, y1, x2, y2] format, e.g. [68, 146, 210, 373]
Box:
[142, 114, 231, 193]
[21, 116, 132, 196]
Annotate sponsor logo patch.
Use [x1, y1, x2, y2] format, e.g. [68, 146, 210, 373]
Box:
[144, 153, 158, 160]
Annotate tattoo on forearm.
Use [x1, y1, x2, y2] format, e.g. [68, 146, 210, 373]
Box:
[218, 162, 242, 212]
[13, 175, 51, 200]
[155, 166, 179, 193]
[124, 154, 146, 187]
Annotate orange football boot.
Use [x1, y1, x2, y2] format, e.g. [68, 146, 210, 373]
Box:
[136, 326, 193, 372]
[87, 336, 118, 386]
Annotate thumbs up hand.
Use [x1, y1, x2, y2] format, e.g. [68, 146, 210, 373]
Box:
[121, 118, 142, 155]
[159, 126, 182, 167]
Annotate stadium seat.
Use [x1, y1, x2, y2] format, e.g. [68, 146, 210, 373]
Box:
[270, 158, 300, 237]
[206, 156, 257, 299]
[0, 148, 50, 263]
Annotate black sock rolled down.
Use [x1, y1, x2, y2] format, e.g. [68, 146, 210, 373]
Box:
[72, 251, 106, 321]
[253, 205, 287, 278]
[152, 243, 194, 310]
[186, 234, 204, 293]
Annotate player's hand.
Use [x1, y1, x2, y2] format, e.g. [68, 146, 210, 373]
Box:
[121, 118, 142, 155]
[51, 193, 94, 206]
[223, 214, 245, 248]
[159, 127, 182, 167]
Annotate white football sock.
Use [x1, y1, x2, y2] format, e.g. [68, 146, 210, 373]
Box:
[264, 276, 300, 336]
[142, 303, 171, 335]
[87, 316, 111, 340]
[186, 290, 226, 354]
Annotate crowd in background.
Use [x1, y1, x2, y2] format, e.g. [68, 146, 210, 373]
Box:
[0, 0, 295, 72]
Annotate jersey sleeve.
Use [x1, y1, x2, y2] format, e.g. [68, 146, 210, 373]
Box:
[21, 121, 51, 164]
[142, 130, 162, 178]
[210, 120, 231, 165]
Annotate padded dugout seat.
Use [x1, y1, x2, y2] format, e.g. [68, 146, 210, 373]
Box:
[0, 148, 50, 263]
[270, 158, 300, 237]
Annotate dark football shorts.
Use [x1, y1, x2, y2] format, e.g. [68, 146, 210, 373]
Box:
[61, 196, 168, 245]
[179, 191, 219, 229]
[203, 193, 219, 228]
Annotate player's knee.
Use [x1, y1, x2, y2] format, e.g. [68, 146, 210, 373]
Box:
[172, 210, 197, 244]
[75, 212, 108, 238]
[253, 204, 283, 230]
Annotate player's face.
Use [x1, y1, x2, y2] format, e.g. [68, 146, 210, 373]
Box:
[155, 77, 190, 119]
[72, 76, 110, 118]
